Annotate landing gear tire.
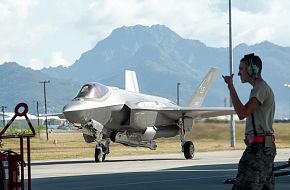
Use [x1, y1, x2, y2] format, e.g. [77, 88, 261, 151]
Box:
[95, 143, 106, 162]
[183, 141, 194, 159]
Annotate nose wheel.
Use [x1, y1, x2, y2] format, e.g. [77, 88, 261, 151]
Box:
[95, 143, 105, 162]
[95, 140, 110, 162]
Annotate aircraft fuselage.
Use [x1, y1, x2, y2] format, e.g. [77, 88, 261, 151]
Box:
[63, 85, 179, 135]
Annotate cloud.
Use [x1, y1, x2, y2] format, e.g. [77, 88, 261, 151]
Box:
[0, 0, 38, 20]
[0, 0, 57, 52]
[70, 0, 230, 46]
[68, 0, 290, 48]
[49, 51, 70, 68]
[26, 51, 69, 70]
[232, 1, 290, 46]
[0, 54, 12, 64]
[28, 58, 44, 70]
[0, 24, 57, 53]
[2, 0, 290, 70]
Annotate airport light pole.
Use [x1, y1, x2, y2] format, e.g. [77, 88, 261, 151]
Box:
[177, 82, 181, 105]
[40, 80, 50, 140]
[36, 101, 40, 126]
[284, 84, 290, 120]
[1, 106, 7, 126]
[228, 0, 236, 147]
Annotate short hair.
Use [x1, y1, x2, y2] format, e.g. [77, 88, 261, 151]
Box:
[240, 53, 263, 74]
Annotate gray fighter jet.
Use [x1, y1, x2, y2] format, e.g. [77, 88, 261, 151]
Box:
[61, 68, 235, 162]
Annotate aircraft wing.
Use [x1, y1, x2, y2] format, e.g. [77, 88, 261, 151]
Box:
[180, 107, 235, 119]
[130, 106, 235, 120]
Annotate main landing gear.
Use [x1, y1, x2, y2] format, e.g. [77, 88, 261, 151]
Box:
[183, 141, 195, 159]
[179, 117, 195, 159]
[95, 139, 110, 162]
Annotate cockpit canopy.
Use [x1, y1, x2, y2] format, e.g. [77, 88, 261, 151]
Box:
[75, 83, 109, 99]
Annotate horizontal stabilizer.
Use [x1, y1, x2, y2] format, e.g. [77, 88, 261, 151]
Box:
[125, 70, 140, 93]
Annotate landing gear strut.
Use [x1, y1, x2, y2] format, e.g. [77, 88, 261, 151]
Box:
[179, 117, 195, 159]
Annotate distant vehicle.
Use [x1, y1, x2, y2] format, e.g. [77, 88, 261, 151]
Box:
[43, 117, 67, 130]
[53, 68, 235, 162]
[1, 113, 67, 131]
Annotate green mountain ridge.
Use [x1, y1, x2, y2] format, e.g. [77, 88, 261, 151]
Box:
[0, 62, 81, 114]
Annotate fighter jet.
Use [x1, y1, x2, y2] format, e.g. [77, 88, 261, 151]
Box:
[61, 68, 235, 162]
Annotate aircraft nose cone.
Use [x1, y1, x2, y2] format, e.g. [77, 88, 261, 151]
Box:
[63, 104, 76, 113]
[63, 100, 86, 113]
[63, 102, 86, 124]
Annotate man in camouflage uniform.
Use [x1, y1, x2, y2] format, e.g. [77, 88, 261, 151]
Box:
[223, 53, 276, 189]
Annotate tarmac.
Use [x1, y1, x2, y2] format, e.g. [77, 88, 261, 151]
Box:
[29, 149, 290, 190]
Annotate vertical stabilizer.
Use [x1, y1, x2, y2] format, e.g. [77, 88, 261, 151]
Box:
[125, 70, 140, 93]
[187, 67, 218, 107]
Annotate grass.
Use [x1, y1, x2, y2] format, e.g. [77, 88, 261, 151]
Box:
[0, 123, 289, 160]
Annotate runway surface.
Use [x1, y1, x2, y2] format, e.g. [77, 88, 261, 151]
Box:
[29, 149, 289, 190]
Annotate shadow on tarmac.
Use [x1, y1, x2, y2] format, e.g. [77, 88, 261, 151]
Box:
[31, 162, 289, 190]
[32, 157, 185, 166]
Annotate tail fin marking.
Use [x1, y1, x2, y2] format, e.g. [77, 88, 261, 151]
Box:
[187, 67, 218, 107]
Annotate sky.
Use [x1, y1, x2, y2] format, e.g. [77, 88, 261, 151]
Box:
[1, 0, 290, 70]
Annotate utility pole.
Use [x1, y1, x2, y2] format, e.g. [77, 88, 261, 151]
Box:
[40, 80, 50, 140]
[284, 84, 290, 120]
[1, 106, 7, 126]
[36, 101, 40, 126]
[229, 0, 236, 147]
[177, 82, 181, 105]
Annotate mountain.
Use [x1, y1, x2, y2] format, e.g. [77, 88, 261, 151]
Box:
[0, 62, 81, 115]
[42, 24, 230, 105]
[42, 25, 206, 83]
[1, 25, 290, 118]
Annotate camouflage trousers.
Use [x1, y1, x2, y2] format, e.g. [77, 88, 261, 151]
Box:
[232, 142, 276, 190]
